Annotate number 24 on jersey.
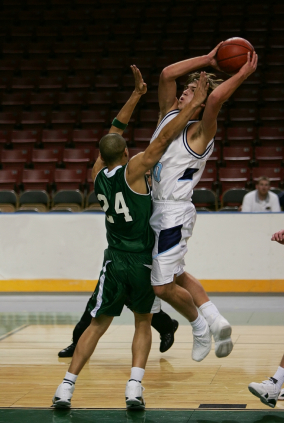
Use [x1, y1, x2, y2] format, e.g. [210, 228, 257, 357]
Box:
[97, 192, 133, 223]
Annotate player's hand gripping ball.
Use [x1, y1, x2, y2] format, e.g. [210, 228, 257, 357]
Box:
[216, 37, 254, 74]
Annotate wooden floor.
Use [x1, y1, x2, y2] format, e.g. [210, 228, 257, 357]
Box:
[0, 323, 284, 409]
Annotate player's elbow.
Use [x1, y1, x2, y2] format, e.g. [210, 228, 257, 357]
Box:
[207, 92, 223, 108]
[160, 66, 175, 81]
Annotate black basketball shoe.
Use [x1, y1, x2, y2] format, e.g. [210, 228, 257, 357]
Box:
[58, 343, 76, 358]
[160, 319, 179, 353]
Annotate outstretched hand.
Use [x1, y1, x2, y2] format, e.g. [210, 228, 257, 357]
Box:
[207, 42, 223, 71]
[239, 51, 258, 79]
[131, 64, 147, 96]
[192, 71, 209, 107]
[271, 229, 284, 245]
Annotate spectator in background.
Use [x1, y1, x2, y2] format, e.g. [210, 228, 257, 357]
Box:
[241, 177, 281, 212]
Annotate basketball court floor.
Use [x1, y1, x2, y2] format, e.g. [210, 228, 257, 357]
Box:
[1, 294, 284, 423]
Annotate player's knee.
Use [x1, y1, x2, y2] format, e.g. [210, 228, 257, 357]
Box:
[153, 284, 173, 301]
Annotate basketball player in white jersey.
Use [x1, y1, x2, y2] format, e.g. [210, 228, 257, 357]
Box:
[150, 46, 258, 361]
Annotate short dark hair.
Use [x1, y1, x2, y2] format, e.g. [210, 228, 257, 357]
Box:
[99, 133, 127, 166]
[257, 176, 270, 184]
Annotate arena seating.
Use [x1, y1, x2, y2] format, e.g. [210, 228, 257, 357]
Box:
[0, 0, 283, 211]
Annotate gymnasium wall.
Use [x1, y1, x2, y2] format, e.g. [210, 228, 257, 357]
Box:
[0, 212, 283, 293]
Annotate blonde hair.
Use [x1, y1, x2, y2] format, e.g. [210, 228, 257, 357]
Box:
[184, 72, 223, 97]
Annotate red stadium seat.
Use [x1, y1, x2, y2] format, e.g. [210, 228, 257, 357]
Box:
[11, 77, 36, 91]
[51, 111, 78, 129]
[197, 166, 217, 190]
[207, 144, 221, 163]
[0, 59, 19, 77]
[2, 43, 26, 59]
[223, 147, 252, 168]
[66, 76, 93, 91]
[72, 129, 102, 149]
[20, 112, 49, 129]
[95, 75, 121, 90]
[252, 167, 284, 184]
[128, 148, 144, 158]
[255, 146, 284, 168]
[1, 93, 28, 112]
[27, 43, 53, 60]
[232, 88, 259, 104]
[227, 127, 256, 143]
[0, 112, 19, 129]
[46, 59, 71, 77]
[29, 93, 57, 112]
[258, 127, 284, 141]
[100, 57, 125, 72]
[81, 109, 109, 126]
[54, 168, 86, 190]
[214, 126, 225, 142]
[63, 148, 94, 170]
[0, 76, 11, 91]
[87, 167, 94, 191]
[229, 108, 257, 125]
[38, 77, 65, 92]
[53, 42, 79, 59]
[262, 88, 284, 103]
[133, 128, 154, 148]
[139, 109, 160, 126]
[79, 41, 104, 57]
[22, 169, 53, 191]
[0, 130, 11, 149]
[0, 169, 21, 191]
[19, 60, 43, 77]
[219, 168, 250, 192]
[259, 109, 284, 129]
[42, 129, 71, 149]
[1, 149, 31, 170]
[32, 148, 62, 172]
[58, 93, 85, 111]
[11, 130, 41, 149]
[86, 92, 113, 110]
[264, 71, 284, 85]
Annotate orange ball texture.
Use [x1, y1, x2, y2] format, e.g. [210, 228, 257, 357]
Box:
[216, 37, 254, 74]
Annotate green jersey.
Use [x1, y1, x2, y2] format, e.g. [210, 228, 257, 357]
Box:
[94, 164, 154, 253]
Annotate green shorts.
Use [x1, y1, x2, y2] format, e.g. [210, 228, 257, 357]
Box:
[88, 248, 160, 317]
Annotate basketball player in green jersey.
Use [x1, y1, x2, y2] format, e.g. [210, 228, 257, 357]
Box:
[52, 66, 209, 410]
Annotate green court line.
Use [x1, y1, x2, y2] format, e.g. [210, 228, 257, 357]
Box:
[0, 409, 284, 423]
[0, 324, 29, 341]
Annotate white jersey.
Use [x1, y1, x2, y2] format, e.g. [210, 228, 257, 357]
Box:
[150, 109, 214, 202]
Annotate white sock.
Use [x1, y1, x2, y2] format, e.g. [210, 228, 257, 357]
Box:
[272, 367, 284, 390]
[63, 371, 78, 386]
[190, 311, 207, 336]
[199, 301, 220, 326]
[130, 367, 145, 383]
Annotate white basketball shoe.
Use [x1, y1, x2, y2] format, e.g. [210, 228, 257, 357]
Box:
[209, 315, 233, 358]
[278, 388, 284, 400]
[52, 382, 75, 408]
[125, 380, 145, 410]
[192, 321, 212, 362]
[248, 378, 280, 408]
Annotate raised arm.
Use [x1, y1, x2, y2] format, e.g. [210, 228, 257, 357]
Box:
[126, 73, 209, 188]
[109, 65, 147, 135]
[189, 51, 258, 153]
[92, 65, 146, 181]
[158, 43, 222, 118]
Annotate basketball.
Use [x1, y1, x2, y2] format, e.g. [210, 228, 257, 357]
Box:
[216, 37, 254, 74]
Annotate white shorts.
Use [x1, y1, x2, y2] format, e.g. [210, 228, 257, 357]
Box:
[150, 200, 196, 286]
